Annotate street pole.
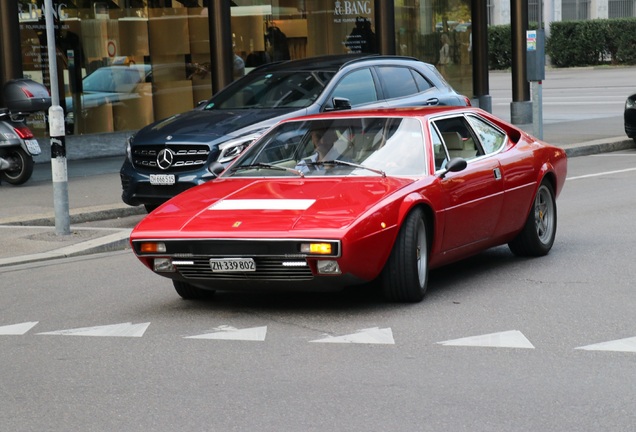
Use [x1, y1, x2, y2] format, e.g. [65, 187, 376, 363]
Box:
[44, 0, 70, 235]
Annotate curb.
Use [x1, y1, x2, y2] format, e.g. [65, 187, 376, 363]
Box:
[562, 137, 635, 158]
[0, 229, 132, 267]
[0, 204, 146, 226]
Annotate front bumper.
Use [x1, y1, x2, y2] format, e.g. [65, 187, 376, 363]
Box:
[120, 160, 215, 207]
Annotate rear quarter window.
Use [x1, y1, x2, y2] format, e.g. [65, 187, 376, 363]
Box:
[376, 66, 419, 99]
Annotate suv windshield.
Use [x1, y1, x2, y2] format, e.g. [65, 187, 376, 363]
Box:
[206, 70, 335, 110]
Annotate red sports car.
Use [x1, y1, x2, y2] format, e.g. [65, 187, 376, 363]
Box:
[130, 107, 567, 302]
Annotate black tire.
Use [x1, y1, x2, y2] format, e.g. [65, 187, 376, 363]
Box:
[381, 207, 429, 302]
[0, 147, 34, 185]
[173, 280, 216, 300]
[508, 181, 557, 257]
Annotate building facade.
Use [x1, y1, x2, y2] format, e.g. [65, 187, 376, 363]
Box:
[1, 0, 478, 138]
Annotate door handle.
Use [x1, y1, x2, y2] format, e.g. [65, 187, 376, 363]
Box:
[493, 167, 502, 180]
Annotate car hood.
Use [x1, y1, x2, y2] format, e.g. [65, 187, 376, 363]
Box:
[131, 176, 416, 238]
[133, 108, 303, 144]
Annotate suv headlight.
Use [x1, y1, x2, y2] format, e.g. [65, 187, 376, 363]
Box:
[626, 96, 636, 110]
[217, 131, 264, 164]
[125, 135, 135, 163]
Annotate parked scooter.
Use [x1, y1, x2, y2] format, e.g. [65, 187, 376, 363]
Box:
[0, 79, 51, 186]
[0, 109, 41, 185]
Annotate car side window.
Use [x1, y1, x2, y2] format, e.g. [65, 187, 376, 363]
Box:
[432, 116, 483, 161]
[430, 126, 448, 171]
[466, 115, 507, 154]
[331, 69, 378, 106]
[412, 71, 433, 92]
[375, 66, 419, 99]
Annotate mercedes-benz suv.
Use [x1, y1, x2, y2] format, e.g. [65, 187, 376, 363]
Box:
[120, 54, 470, 212]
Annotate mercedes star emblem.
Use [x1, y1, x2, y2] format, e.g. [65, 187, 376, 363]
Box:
[157, 148, 175, 170]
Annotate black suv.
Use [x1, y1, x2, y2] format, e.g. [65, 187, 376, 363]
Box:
[120, 54, 470, 212]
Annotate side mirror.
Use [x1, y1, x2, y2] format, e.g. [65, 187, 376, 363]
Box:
[332, 97, 352, 111]
[438, 157, 467, 179]
[208, 161, 226, 177]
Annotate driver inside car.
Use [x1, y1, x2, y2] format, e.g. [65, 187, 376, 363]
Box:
[295, 127, 343, 173]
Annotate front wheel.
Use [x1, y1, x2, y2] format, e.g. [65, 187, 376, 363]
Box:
[508, 181, 557, 257]
[381, 207, 429, 302]
[0, 147, 34, 185]
[173, 280, 216, 300]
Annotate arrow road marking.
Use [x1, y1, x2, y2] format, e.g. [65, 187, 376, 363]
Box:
[310, 327, 395, 344]
[437, 330, 535, 349]
[185, 325, 267, 341]
[37, 322, 150, 337]
[576, 336, 636, 352]
[0, 321, 39, 335]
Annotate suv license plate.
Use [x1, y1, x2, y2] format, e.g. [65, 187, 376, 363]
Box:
[150, 174, 175, 185]
[210, 258, 256, 272]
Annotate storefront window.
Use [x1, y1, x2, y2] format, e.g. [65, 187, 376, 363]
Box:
[16, 1, 471, 138]
[19, 1, 213, 136]
[395, 0, 473, 97]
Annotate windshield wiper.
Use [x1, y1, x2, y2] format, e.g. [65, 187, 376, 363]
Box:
[305, 159, 386, 177]
[230, 162, 304, 177]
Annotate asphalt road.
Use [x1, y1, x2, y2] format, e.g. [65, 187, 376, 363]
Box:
[2, 149, 635, 431]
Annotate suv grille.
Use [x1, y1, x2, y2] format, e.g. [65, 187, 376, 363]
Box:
[132, 145, 210, 173]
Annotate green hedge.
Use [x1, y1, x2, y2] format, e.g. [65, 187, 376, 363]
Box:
[488, 18, 636, 69]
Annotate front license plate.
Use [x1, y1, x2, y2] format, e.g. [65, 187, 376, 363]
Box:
[210, 258, 256, 272]
[25, 139, 41, 155]
[149, 174, 175, 185]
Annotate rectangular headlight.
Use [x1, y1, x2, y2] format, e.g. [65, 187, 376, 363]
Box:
[153, 258, 175, 272]
[300, 242, 333, 255]
[316, 260, 341, 274]
[140, 242, 166, 253]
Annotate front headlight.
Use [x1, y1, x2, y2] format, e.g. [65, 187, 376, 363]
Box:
[125, 135, 135, 163]
[217, 132, 264, 164]
[626, 96, 636, 110]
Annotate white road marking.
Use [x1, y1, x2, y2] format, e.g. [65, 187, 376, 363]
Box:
[310, 327, 395, 344]
[185, 325, 267, 341]
[0, 321, 39, 335]
[437, 330, 535, 349]
[37, 322, 150, 337]
[568, 167, 636, 181]
[575, 336, 636, 352]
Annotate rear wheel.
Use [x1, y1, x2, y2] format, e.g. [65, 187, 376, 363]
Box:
[0, 147, 34, 185]
[508, 181, 557, 257]
[381, 207, 429, 303]
[173, 280, 216, 300]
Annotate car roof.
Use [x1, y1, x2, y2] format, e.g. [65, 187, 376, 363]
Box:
[282, 106, 477, 122]
[249, 54, 426, 73]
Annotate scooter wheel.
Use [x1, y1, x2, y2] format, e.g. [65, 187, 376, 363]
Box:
[0, 147, 34, 185]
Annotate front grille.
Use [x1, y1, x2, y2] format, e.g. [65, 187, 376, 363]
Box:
[132, 144, 210, 173]
[175, 257, 314, 281]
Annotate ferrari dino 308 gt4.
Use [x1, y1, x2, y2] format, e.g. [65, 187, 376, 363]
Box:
[130, 106, 567, 302]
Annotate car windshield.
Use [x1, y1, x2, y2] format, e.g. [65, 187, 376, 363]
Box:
[82, 67, 145, 93]
[205, 70, 335, 110]
[224, 116, 427, 178]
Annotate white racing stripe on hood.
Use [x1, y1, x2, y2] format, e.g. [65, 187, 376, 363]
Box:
[208, 199, 316, 211]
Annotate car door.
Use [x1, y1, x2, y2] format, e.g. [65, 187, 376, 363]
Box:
[431, 115, 504, 252]
[326, 67, 388, 110]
